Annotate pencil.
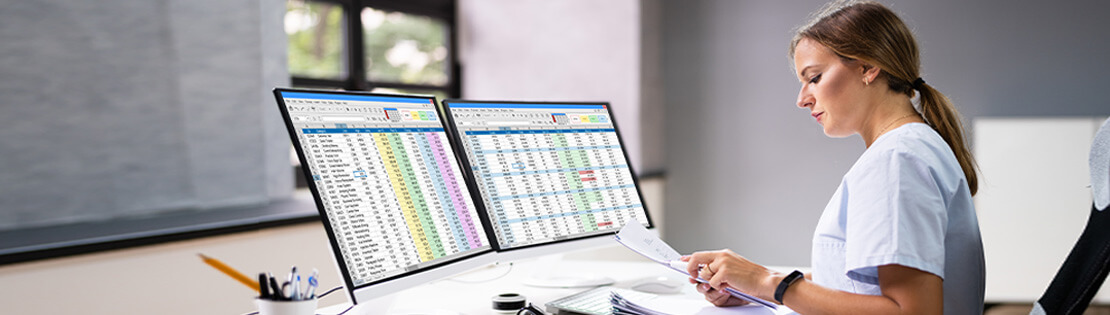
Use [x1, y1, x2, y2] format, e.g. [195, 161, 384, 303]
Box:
[198, 253, 261, 293]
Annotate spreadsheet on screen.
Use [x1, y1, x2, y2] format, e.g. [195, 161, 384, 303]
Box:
[281, 92, 489, 287]
[445, 102, 650, 249]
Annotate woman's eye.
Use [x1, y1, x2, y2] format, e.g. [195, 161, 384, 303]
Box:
[809, 74, 822, 84]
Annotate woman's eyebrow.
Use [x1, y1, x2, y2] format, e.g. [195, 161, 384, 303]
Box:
[798, 65, 817, 80]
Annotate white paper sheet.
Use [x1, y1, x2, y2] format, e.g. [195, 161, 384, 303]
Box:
[614, 220, 779, 310]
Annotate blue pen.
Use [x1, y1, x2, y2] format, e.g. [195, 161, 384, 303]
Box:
[294, 274, 301, 300]
[305, 269, 319, 299]
[286, 266, 298, 300]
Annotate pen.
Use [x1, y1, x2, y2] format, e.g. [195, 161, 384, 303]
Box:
[667, 260, 689, 271]
[294, 274, 302, 300]
[305, 269, 319, 299]
[287, 266, 297, 286]
[198, 253, 260, 293]
[258, 273, 270, 299]
[288, 266, 299, 300]
[268, 273, 285, 300]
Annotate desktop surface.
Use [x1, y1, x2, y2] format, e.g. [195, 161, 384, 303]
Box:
[316, 250, 692, 314]
[315, 247, 801, 315]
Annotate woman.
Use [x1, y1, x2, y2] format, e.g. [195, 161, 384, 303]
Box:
[681, 1, 986, 314]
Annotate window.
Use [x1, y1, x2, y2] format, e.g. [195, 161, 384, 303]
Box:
[286, 1, 346, 80]
[0, 0, 306, 264]
[285, 0, 458, 188]
[285, 0, 459, 97]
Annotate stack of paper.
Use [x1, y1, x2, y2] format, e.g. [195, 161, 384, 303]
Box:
[611, 291, 667, 315]
[611, 292, 783, 315]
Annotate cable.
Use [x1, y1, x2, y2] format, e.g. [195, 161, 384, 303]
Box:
[316, 285, 344, 299]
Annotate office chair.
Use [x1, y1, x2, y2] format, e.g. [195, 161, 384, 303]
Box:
[1031, 117, 1110, 315]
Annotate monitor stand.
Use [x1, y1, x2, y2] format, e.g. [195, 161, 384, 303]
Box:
[520, 254, 615, 288]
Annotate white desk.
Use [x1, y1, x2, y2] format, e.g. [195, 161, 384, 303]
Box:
[314, 250, 798, 314]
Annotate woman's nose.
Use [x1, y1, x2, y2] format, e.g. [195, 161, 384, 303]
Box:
[797, 88, 813, 109]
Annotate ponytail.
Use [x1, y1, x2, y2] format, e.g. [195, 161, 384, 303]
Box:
[916, 83, 979, 195]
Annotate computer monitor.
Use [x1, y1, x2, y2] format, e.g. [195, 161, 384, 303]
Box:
[440, 100, 654, 286]
[273, 88, 495, 305]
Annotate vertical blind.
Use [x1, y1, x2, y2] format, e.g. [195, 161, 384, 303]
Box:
[0, 0, 293, 232]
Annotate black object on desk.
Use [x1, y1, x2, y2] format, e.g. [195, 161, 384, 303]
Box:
[259, 273, 270, 299]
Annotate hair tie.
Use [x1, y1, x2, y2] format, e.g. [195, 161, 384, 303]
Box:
[911, 77, 926, 90]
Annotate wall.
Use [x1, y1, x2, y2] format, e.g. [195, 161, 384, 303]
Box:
[0, 0, 292, 230]
[457, 0, 665, 173]
[661, 0, 1110, 266]
[662, 0, 860, 265]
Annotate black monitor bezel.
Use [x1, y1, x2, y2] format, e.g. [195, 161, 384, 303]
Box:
[272, 88, 495, 302]
[439, 99, 655, 253]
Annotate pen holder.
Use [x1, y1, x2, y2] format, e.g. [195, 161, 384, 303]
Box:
[256, 298, 318, 315]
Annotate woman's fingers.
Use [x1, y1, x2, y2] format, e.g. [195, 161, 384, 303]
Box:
[707, 264, 728, 289]
[686, 252, 712, 278]
[696, 282, 711, 294]
[699, 265, 714, 279]
[699, 283, 741, 306]
[687, 250, 726, 278]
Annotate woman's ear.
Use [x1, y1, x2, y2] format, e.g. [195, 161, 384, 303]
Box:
[859, 61, 882, 85]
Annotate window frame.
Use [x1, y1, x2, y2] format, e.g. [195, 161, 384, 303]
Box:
[289, 0, 461, 98]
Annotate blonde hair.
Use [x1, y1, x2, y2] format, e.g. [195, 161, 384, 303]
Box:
[789, 1, 979, 195]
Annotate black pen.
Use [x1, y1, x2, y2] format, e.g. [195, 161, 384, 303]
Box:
[268, 273, 284, 300]
[258, 273, 270, 299]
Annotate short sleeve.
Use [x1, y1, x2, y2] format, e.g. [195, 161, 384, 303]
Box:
[843, 148, 948, 284]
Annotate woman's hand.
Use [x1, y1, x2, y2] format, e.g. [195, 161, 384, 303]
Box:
[681, 251, 944, 313]
[681, 249, 778, 305]
[692, 281, 751, 307]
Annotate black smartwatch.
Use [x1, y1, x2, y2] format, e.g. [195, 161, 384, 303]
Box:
[774, 270, 805, 304]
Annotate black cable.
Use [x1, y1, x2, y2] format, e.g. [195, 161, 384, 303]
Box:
[316, 285, 344, 298]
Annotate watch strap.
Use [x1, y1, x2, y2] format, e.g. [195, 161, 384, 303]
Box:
[774, 270, 805, 304]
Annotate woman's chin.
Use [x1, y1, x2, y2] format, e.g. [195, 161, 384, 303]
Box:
[822, 127, 853, 139]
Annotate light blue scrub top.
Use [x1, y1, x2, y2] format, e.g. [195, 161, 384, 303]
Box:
[811, 123, 985, 314]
